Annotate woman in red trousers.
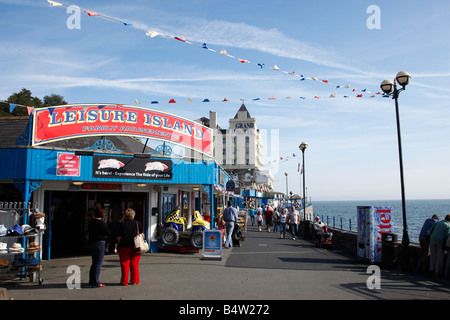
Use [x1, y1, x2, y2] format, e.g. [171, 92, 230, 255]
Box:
[116, 208, 144, 286]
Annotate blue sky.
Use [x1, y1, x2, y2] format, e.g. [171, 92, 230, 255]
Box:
[1, 0, 450, 201]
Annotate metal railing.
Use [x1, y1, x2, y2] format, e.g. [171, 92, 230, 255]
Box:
[303, 212, 355, 232]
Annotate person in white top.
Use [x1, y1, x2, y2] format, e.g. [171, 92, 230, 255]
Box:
[313, 216, 325, 247]
[279, 208, 288, 239]
[288, 206, 300, 240]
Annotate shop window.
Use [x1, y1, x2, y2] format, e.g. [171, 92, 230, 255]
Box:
[162, 194, 177, 219]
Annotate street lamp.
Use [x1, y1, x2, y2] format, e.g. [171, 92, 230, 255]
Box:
[299, 141, 308, 238]
[284, 172, 289, 203]
[380, 71, 411, 267]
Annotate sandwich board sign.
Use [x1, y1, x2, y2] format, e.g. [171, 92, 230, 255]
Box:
[202, 230, 222, 260]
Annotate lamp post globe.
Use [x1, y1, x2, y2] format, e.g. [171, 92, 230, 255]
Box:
[380, 79, 394, 94]
[396, 71, 411, 88]
[299, 142, 308, 151]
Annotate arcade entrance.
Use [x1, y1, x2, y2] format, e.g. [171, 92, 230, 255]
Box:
[43, 190, 147, 259]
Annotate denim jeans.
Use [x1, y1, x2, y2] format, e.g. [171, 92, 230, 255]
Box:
[225, 221, 235, 247]
[89, 240, 105, 287]
[290, 224, 298, 239]
[273, 221, 279, 233]
[280, 222, 286, 237]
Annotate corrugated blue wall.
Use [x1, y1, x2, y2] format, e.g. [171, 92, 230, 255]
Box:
[0, 149, 27, 179]
[0, 148, 229, 186]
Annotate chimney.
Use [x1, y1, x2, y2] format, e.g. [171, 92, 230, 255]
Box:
[209, 110, 217, 129]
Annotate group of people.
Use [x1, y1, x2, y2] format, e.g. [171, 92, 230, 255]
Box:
[418, 213, 450, 279]
[87, 203, 144, 288]
[248, 204, 331, 244]
[249, 205, 299, 239]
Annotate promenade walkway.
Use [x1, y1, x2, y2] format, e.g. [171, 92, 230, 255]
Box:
[1, 223, 449, 302]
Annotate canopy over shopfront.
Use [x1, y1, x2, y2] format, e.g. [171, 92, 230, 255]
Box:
[0, 104, 232, 258]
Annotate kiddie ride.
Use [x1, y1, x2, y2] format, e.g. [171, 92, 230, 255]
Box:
[160, 207, 210, 252]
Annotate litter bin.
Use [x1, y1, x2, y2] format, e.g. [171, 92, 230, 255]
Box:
[381, 233, 398, 269]
[301, 220, 312, 239]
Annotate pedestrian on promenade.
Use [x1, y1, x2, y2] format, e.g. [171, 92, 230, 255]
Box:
[256, 211, 263, 232]
[417, 214, 439, 273]
[264, 205, 273, 232]
[279, 208, 288, 239]
[249, 206, 256, 226]
[288, 206, 300, 240]
[313, 216, 325, 247]
[256, 205, 263, 219]
[117, 208, 143, 286]
[223, 200, 239, 248]
[216, 209, 226, 245]
[428, 214, 450, 277]
[88, 203, 110, 288]
[272, 207, 280, 233]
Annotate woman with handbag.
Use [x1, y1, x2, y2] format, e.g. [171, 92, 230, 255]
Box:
[116, 208, 144, 286]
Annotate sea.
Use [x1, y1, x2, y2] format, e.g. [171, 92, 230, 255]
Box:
[311, 199, 450, 244]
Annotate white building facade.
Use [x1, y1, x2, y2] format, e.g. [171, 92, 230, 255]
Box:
[208, 104, 273, 194]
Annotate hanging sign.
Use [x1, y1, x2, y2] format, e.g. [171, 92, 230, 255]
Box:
[56, 152, 80, 176]
[32, 104, 213, 156]
[226, 180, 235, 192]
[93, 155, 173, 180]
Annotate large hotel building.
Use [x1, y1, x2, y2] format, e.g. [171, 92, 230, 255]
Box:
[196, 103, 274, 196]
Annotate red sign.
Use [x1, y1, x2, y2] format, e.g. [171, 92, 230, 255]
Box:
[56, 153, 80, 176]
[32, 104, 213, 156]
[82, 183, 121, 190]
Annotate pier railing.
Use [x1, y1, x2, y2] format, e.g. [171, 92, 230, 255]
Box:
[302, 211, 419, 243]
[303, 212, 355, 232]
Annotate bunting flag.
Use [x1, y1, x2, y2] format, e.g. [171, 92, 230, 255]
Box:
[46, 1, 382, 96]
[0, 101, 35, 115]
[262, 152, 302, 171]
[9, 103, 17, 113]
[132, 91, 389, 108]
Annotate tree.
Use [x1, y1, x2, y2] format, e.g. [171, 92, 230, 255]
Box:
[43, 94, 67, 107]
[0, 88, 43, 117]
[0, 89, 68, 117]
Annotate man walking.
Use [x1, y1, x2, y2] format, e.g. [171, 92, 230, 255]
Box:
[223, 200, 239, 249]
[288, 206, 300, 240]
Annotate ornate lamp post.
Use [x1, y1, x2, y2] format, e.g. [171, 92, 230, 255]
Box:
[284, 172, 289, 204]
[299, 141, 308, 238]
[380, 71, 411, 268]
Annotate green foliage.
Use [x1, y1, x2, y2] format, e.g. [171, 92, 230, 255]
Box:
[0, 88, 68, 117]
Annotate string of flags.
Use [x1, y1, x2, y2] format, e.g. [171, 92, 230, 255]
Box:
[262, 153, 303, 171]
[0, 88, 390, 118]
[0, 86, 391, 119]
[132, 90, 390, 106]
[46, 0, 385, 98]
[0, 101, 35, 115]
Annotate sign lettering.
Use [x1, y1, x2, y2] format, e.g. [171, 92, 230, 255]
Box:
[32, 104, 212, 156]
